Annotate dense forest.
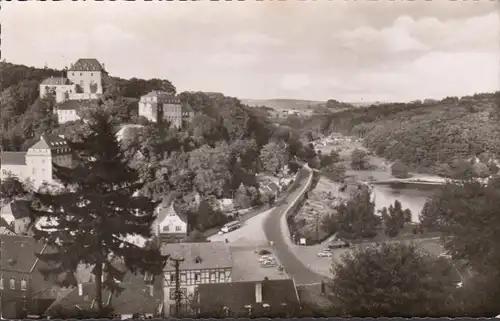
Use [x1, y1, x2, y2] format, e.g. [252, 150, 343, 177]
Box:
[298, 93, 500, 175]
[0, 61, 320, 233]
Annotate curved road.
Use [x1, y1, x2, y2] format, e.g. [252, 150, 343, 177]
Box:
[263, 166, 328, 285]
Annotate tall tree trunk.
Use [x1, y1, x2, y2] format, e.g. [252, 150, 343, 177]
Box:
[95, 261, 103, 315]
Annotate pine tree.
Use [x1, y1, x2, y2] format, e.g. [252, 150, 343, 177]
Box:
[30, 109, 168, 316]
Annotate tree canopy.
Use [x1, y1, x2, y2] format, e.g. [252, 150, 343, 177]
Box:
[419, 178, 500, 314]
[329, 242, 460, 317]
[30, 109, 168, 315]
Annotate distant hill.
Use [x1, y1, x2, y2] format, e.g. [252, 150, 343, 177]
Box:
[241, 98, 324, 111]
[241, 98, 382, 113]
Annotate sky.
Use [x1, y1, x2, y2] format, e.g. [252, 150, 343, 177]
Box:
[3, 0, 499, 102]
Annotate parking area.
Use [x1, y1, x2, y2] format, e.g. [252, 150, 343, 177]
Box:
[292, 237, 447, 278]
[230, 245, 289, 282]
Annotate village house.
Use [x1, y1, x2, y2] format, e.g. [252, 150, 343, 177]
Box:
[0, 135, 72, 191]
[0, 200, 32, 235]
[197, 278, 300, 318]
[39, 58, 106, 104]
[44, 267, 163, 319]
[161, 242, 233, 317]
[0, 235, 63, 318]
[153, 194, 189, 243]
[138, 91, 194, 127]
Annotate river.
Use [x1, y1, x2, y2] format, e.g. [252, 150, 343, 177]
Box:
[371, 183, 440, 222]
[346, 169, 443, 222]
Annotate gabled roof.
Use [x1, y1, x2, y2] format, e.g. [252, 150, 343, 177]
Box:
[155, 193, 188, 224]
[10, 200, 32, 219]
[45, 271, 163, 316]
[0, 151, 26, 165]
[68, 58, 104, 72]
[0, 235, 47, 273]
[161, 242, 232, 272]
[41, 77, 71, 85]
[29, 135, 69, 150]
[198, 279, 300, 315]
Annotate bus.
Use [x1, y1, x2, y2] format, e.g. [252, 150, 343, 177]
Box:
[220, 220, 241, 233]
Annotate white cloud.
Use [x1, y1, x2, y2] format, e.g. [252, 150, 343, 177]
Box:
[2, 1, 498, 101]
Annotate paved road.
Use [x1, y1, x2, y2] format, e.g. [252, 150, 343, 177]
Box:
[263, 166, 328, 285]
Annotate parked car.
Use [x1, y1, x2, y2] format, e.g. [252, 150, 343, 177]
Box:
[317, 250, 333, 257]
[328, 239, 350, 249]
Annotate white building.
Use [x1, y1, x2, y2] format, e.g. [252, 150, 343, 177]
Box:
[39, 58, 105, 104]
[160, 242, 233, 316]
[0, 135, 72, 190]
[138, 91, 194, 128]
[54, 100, 86, 124]
[153, 194, 188, 243]
[0, 200, 32, 235]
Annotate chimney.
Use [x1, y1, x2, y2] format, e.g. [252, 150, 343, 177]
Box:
[255, 282, 262, 303]
[78, 283, 83, 296]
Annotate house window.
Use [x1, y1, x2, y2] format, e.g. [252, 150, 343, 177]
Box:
[180, 273, 186, 283]
[80, 73, 83, 76]
[0, 275, 3, 290]
[218, 271, 226, 281]
[72, 73, 74, 76]
[9, 277, 15, 290]
[170, 274, 175, 282]
[194, 273, 200, 282]
[163, 225, 170, 232]
[91, 73, 93, 76]
[41, 159, 45, 164]
[210, 272, 216, 282]
[175, 226, 182, 232]
[21, 279, 27, 291]
[32, 168, 36, 175]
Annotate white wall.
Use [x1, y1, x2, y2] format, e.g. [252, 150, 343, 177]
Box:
[26, 148, 53, 190]
[56, 109, 80, 124]
[67, 70, 103, 94]
[1, 164, 28, 183]
[156, 204, 187, 235]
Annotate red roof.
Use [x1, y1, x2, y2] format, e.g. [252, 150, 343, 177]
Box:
[68, 59, 104, 72]
[0, 152, 26, 165]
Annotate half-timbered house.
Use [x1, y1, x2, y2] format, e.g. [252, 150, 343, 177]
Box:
[160, 242, 233, 316]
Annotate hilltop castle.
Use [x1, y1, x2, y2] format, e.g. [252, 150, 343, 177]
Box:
[40, 58, 106, 123]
